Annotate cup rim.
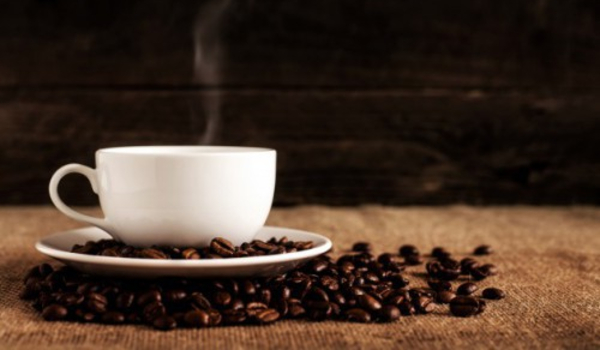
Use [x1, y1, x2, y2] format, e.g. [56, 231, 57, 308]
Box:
[97, 146, 275, 156]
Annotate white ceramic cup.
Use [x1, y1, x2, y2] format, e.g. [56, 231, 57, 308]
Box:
[49, 146, 276, 247]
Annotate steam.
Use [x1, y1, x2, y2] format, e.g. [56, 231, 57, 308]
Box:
[193, 0, 230, 145]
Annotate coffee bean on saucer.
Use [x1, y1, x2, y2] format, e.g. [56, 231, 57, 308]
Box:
[482, 288, 506, 300]
[456, 282, 478, 296]
[182, 248, 200, 259]
[449, 296, 480, 317]
[210, 237, 235, 257]
[473, 245, 492, 255]
[139, 248, 168, 259]
[352, 242, 372, 252]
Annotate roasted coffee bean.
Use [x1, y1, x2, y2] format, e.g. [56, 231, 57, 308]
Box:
[143, 301, 166, 321]
[399, 244, 419, 257]
[115, 292, 135, 310]
[137, 290, 161, 306]
[101, 311, 125, 324]
[20, 279, 42, 300]
[42, 304, 68, 321]
[222, 309, 247, 324]
[482, 287, 506, 300]
[404, 254, 424, 266]
[213, 291, 232, 307]
[210, 237, 235, 257]
[345, 308, 371, 323]
[231, 298, 245, 310]
[470, 266, 490, 281]
[379, 305, 400, 322]
[431, 247, 451, 259]
[377, 253, 397, 265]
[436, 291, 456, 304]
[153, 315, 177, 330]
[75, 308, 95, 322]
[398, 300, 416, 316]
[427, 279, 452, 292]
[449, 296, 480, 317]
[184, 309, 210, 327]
[207, 309, 222, 326]
[86, 293, 108, 313]
[460, 258, 479, 275]
[473, 245, 492, 255]
[181, 248, 200, 259]
[189, 292, 211, 310]
[358, 294, 382, 311]
[412, 295, 435, 314]
[476, 299, 486, 314]
[139, 248, 168, 259]
[480, 264, 499, 276]
[456, 282, 478, 296]
[288, 304, 306, 318]
[352, 242, 372, 252]
[255, 308, 280, 323]
[164, 289, 187, 304]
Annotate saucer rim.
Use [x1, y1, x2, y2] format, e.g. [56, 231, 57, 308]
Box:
[35, 226, 332, 268]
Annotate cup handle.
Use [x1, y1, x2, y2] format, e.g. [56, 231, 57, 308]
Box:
[49, 164, 117, 239]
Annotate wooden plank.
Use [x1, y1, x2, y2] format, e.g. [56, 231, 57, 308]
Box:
[1, 89, 599, 205]
[0, 0, 596, 88]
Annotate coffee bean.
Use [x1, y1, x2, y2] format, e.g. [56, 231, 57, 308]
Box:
[436, 291, 456, 304]
[255, 308, 280, 323]
[101, 311, 125, 324]
[482, 287, 506, 300]
[404, 254, 424, 266]
[164, 289, 187, 304]
[470, 266, 490, 281]
[473, 245, 492, 255]
[476, 299, 486, 314]
[352, 242, 372, 252]
[460, 258, 479, 275]
[184, 309, 210, 327]
[427, 279, 452, 292]
[398, 300, 416, 316]
[399, 245, 419, 257]
[75, 308, 95, 322]
[189, 292, 211, 310]
[456, 282, 478, 296]
[288, 304, 306, 318]
[480, 264, 499, 276]
[86, 293, 108, 313]
[153, 315, 177, 330]
[143, 301, 166, 321]
[115, 292, 135, 310]
[42, 304, 68, 321]
[222, 309, 247, 324]
[207, 309, 222, 326]
[139, 248, 168, 259]
[379, 305, 400, 322]
[137, 290, 161, 306]
[431, 247, 451, 259]
[358, 294, 382, 311]
[181, 248, 200, 259]
[412, 295, 435, 314]
[345, 308, 371, 322]
[210, 237, 235, 257]
[449, 296, 480, 317]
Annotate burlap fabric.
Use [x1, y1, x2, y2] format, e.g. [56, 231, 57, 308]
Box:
[0, 206, 598, 350]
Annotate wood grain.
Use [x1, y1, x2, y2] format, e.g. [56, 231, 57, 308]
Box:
[0, 0, 597, 88]
[1, 89, 599, 205]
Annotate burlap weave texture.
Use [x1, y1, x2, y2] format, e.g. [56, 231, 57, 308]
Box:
[0, 206, 598, 349]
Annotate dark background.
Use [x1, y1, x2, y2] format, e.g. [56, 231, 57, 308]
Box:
[1, 0, 599, 206]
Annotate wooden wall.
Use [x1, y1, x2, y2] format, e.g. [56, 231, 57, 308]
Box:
[1, 0, 599, 205]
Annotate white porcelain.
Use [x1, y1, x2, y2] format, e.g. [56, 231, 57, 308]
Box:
[35, 226, 332, 278]
[49, 146, 276, 247]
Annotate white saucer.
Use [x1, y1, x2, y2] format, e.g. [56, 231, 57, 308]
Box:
[35, 226, 332, 279]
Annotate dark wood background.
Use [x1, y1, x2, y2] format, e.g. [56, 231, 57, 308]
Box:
[1, 0, 599, 206]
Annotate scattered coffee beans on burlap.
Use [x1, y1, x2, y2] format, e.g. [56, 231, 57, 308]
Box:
[22, 241, 505, 330]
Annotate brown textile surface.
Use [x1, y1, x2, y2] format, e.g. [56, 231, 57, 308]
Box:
[0, 206, 598, 350]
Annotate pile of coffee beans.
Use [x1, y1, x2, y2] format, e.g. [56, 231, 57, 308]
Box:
[22, 241, 505, 330]
[71, 236, 314, 259]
